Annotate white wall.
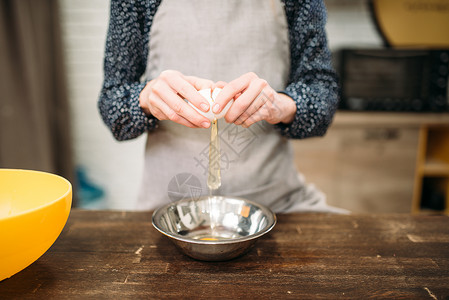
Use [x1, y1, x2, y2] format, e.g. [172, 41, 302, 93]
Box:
[60, 0, 146, 210]
[326, 0, 383, 49]
[59, 0, 383, 210]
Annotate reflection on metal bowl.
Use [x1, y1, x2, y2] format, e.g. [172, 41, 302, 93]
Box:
[152, 196, 276, 261]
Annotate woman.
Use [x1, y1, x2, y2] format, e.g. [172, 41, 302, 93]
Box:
[98, 0, 346, 213]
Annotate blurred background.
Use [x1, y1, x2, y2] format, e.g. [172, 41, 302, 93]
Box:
[1, 0, 448, 213]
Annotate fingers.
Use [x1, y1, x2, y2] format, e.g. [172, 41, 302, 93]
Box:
[150, 80, 210, 128]
[185, 75, 215, 91]
[224, 77, 268, 123]
[242, 101, 274, 128]
[148, 92, 200, 128]
[209, 71, 290, 127]
[242, 91, 291, 127]
[234, 96, 265, 125]
[213, 72, 259, 114]
[161, 70, 210, 113]
[141, 70, 286, 129]
[213, 81, 227, 89]
[229, 81, 270, 125]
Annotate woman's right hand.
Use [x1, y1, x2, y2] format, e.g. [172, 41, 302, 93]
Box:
[139, 70, 214, 128]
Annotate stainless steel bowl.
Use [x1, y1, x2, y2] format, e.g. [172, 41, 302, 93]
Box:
[152, 196, 276, 261]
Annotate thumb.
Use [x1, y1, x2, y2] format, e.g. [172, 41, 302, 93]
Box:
[213, 81, 227, 89]
[184, 75, 214, 90]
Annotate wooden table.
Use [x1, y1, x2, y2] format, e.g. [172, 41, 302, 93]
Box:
[1, 211, 448, 299]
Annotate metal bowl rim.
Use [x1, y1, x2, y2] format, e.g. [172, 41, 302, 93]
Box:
[152, 196, 276, 245]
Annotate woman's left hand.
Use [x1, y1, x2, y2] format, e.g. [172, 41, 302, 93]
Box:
[212, 72, 297, 127]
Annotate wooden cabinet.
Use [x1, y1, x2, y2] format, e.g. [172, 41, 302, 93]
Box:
[292, 112, 449, 214]
[413, 126, 449, 214]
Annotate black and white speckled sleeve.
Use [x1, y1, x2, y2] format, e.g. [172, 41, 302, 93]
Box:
[98, 0, 161, 141]
[276, 0, 339, 139]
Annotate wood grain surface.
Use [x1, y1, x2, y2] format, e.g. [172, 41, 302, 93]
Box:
[1, 211, 448, 299]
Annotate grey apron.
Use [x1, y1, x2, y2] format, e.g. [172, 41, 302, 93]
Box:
[139, 0, 346, 213]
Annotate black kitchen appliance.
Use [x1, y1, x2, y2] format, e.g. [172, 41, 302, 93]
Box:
[338, 49, 449, 112]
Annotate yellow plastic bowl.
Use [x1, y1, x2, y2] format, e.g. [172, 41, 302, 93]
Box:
[0, 169, 72, 281]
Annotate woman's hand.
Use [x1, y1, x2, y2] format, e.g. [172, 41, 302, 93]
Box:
[139, 70, 214, 128]
[212, 72, 297, 128]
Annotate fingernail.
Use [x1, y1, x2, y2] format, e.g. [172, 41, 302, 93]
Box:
[201, 121, 210, 128]
[200, 103, 209, 112]
[212, 103, 220, 113]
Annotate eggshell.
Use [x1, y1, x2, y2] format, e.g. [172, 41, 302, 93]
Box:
[212, 88, 234, 119]
[211, 88, 221, 101]
[198, 88, 213, 101]
[187, 88, 233, 121]
[188, 89, 214, 121]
